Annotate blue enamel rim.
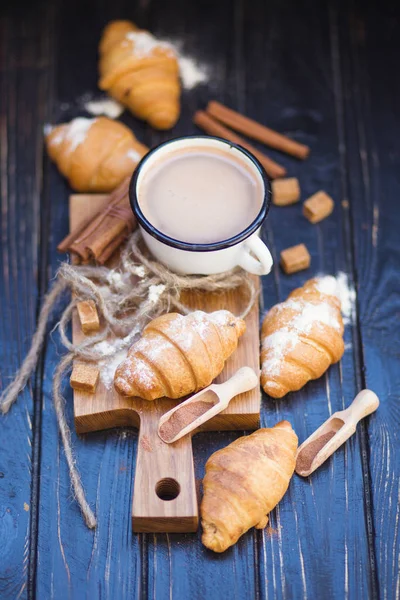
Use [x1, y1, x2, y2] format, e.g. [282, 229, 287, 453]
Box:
[129, 135, 272, 253]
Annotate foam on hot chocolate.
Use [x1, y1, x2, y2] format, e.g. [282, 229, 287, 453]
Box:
[138, 145, 263, 244]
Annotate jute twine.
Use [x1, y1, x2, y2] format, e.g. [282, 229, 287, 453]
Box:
[0, 230, 258, 528]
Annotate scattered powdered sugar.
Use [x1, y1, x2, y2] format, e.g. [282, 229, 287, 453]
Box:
[126, 148, 141, 163]
[127, 356, 156, 388]
[335, 272, 356, 324]
[168, 320, 195, 353]
[84, 97, 124, 118]
[113, 311, 231, 392]
[43, 123, 65, 146]
[93, 327, 141, 389]
[106, 270, 133, 292]
[125, 30, 176, 59]
[52, 32, 209, 135]
[54, 92, 123, 119]
[262, 330, 299, 376]
[271, 297, 341, 332]
[136, 336, 171, 362]
[176, 53, 209, 89]
[190, 311, 214, 339]
[315, 275, 338, 297]
[262, 272, 356, 379]
[136, 311, 220, 362]
[208, 310, 231, 324]
[65, 117, 96, 152]
[315, 272, 356, 325]
[131, 265, 147, 278]
[164, 38, 209, 89]
[115, 351, 156, 391]
[274, 299, 303, 314]
[99, 348, 128, 389]
[124, 30, 209, 90]
[262, 298, 342, 377]
[148, 284, 166, 304]
[106, 271, 123, 287]
[171, 310, 231, 348]
[115, 334, 171, 391]
[290, 301, 341, 332]
[94, 340, 117, 357]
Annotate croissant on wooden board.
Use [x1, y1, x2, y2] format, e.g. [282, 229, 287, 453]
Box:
[201, 420, 298, 552]
[114, 310, 245, 400]
[45, 116, 148, 192]
[261, 277, 345, 399]
[98, 20, 181, 130]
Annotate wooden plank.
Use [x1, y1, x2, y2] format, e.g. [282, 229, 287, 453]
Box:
[337, 3, 400, 598]
[34, 1, 150, 597]
[17, 0, 396, 598]
[244, 1, 375, 598]
[0, 5, 55, 598]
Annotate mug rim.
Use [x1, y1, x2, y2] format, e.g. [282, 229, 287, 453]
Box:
[129, 135, 272, 253]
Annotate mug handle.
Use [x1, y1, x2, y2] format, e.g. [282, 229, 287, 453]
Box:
[237, 234, 273, 276]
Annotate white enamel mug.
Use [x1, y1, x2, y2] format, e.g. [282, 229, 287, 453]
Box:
[129, 136, 273, 276]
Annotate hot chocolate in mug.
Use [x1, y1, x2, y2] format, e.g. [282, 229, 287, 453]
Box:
[129, 136, 273, 276]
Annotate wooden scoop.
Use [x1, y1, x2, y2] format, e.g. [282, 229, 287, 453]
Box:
[158, 367, 259, 444]
[295, 389, 380, 477]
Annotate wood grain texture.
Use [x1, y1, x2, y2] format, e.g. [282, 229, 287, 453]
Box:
[35, 3, 146, 598]
[244, 2, 374, 597]
[70, 193, 260, 532]
[38, 0, 374, 597]
[0, 0, 397, 598]
[0, 4, 55, 598]
[336, 3, 400, 598]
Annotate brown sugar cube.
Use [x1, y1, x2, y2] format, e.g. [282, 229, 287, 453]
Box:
[272, 177, 300, 206]
[280, 243, 311, 274]
[77, 300, 100, 334]
[303, 191, 334, 223]
[70, 362, 99, 393]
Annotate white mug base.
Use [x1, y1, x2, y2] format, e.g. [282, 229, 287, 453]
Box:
[141, 229, 273, 276]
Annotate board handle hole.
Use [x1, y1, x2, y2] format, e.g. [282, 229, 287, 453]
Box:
[155, 478, 181, 501]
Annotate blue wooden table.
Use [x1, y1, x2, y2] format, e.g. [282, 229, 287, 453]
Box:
[0, 0, 399, 598]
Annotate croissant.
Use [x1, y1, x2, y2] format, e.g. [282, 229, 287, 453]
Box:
[98, 20, 181, 130]
[114, 310, 245, 400]
[261, 277, 345, 399]
[201, 421, 298, 552]
[45, 116, 148, 192]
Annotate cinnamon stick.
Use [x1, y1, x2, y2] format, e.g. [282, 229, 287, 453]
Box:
[96, 230, 128, 264]
[58, 176, 136, 262]
[207, 101, 310, 160]
[193, 111, 286, 180]
[57, 210, 96, 253]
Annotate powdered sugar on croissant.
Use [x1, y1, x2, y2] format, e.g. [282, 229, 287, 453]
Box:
[98, 20, 181, 130]
[261, 277, 345, 398]
[114, 310, 246, 400]
[45, 116, 148, 192]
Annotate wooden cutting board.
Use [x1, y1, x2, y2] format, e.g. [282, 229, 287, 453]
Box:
[70, 194, 261, 533]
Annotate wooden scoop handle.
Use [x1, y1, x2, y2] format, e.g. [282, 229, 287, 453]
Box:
[295, 389, 380, 477]
[158, 367, 259, 444]
[132, 405, 198, 533]
[342, 389, 380, 425]
[215, 367, 260, 409]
